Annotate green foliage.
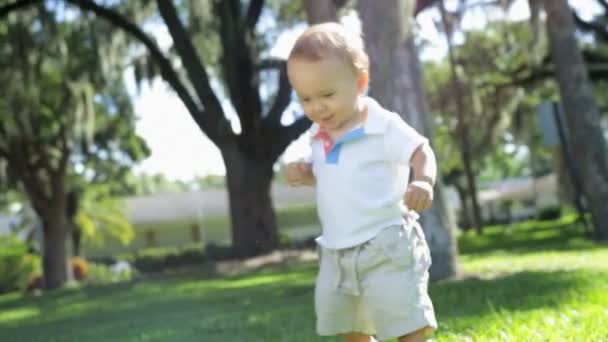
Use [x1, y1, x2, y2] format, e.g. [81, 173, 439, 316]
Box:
[276, 204, 318, 228]
[0, 235, 40, 294]
[537, 205, 563, 221]
[85, 262, 134, 286]
[75, 186, 134, 248]
[0, 5, 149, 197]
[0, 4, 153, 288]
[424, 19, 558, 185]
[121, 244, 208, 273]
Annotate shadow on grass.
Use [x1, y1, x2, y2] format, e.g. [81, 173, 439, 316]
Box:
[431, 269, 605, 322]
[0, 266, 325, 342]
[2, 266, 605, 342]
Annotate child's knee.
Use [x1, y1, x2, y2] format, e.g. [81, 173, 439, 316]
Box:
[343, 332, 377, 342]
[398, 326, 434, 342]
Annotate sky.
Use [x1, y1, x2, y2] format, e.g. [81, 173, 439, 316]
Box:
[127, 0, 600, 181]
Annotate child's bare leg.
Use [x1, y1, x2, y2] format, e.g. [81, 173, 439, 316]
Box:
[398, 326, 433, 342]
[343, 332, 377, 342]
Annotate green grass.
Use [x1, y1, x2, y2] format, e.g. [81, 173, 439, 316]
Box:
[2, 215, 608, 341]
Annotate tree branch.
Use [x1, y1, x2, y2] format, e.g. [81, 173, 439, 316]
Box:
[573, 11, 608, 43]
[0, 0, 38, 17]
[55, 120, 71, 179]
[270, 116, 312, 160]
[15, 113, 48, 173]
[10, 141, 48, 213]
[0, 121, 8, 156]
[0, 136, 8, 159]
[246, 0, 264, 31]
[304, 0, 338, 23]
[257, 58, 284, 70]
[265, 60, 292, 125]
[61, 0, 230, 144]
[415, 0, 439, 15]
[583, 49, 608, 64]
[216, 0, 262, 133]
[155, 0, 224, 117]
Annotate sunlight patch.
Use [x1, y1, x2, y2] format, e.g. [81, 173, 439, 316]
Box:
[0, 307, 40, 323]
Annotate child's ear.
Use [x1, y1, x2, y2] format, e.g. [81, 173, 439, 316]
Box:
[357, 71, 369, 94]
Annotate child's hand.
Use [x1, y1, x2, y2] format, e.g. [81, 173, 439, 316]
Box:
[404, 180, 434, 212]
[285, 162, 314, 186]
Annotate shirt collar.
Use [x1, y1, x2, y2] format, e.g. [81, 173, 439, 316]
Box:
[310, 97, 390, 138]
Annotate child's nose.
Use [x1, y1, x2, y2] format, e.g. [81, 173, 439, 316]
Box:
[312, 101, 326, 115]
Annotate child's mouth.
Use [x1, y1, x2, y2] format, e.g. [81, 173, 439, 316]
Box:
[321, 115, 334, 124]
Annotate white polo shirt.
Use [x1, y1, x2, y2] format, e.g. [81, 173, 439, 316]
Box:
[309, 97, 428, 250]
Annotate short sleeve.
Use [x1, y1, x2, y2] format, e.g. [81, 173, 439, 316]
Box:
[383, 113, 428, 165]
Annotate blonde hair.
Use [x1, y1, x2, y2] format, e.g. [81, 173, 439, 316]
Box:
[288, 22, 369, 75]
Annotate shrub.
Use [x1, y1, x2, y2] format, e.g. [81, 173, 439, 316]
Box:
[537, 205, 562, 221]
[126, 245, 208, 273]
[277, 205, 318, 228]
[85, 262, 134, 285]
[0, 235, 41, 294]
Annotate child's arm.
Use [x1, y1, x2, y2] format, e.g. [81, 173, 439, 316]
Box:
[285, 162, 315, 187]
[404, 142, 436, 212]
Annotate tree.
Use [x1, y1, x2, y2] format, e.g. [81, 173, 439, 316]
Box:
[542, 0, 608, 240]
[303, 0, 339, 23]
[357, 0, 458, 280]
[0, 0, 312, 257]
[0, 4, 146, 288]
[73, 185, 135, 256]
[423, 17, 548, 226]
[438, 0, 483, 233]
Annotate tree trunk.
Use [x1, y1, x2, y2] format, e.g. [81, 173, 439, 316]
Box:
[454, 183, 472, 229]
[554, 150, 575, 206]
[543, 0, 608, 240]
[71, 225, 82, 258]
[41, 202, 72, 290]
[303, 0, 339, 24]
[438, 0, 483, 233]
[222, 143, 279, 257]
[460, 134, 483, 232]
[358, 0, 458, 280]
[67, 190, 82, 257]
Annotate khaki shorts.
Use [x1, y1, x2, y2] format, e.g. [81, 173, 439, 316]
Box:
[315, 222, 437, 340]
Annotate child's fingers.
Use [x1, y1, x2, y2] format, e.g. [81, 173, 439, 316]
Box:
[285, 164, 303, 185]
[404, 189, 419, 211]
[419, 197, 432, 211]
[410, 195, 423, 212]
[405, 189, 431, 212]
[297, 162, 313, 174]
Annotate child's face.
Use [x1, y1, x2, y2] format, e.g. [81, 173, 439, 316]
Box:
[287, 56, 367, 132]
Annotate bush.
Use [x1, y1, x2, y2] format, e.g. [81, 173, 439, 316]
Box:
[204, 243, 237, 261]
[0, 235, 41, 294]
[537, 205, 562, 221]
[85, 262, 134, 285]
[125, 245, 208, 273]
[277, 205, 318, 228]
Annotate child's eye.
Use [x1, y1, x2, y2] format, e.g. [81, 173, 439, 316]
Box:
[301, 98, 311, 103]
[323, 92, 335, 98]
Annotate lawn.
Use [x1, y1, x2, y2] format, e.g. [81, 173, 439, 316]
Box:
[1, 215, 607, 341]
